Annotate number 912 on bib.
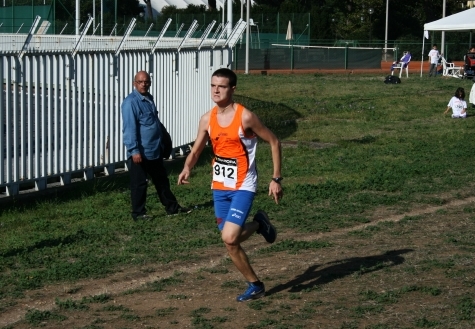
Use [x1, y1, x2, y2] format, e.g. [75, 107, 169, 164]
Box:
[213, 155, 237, 188]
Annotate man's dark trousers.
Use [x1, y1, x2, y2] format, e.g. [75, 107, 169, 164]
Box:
[128, 157, 180, 218]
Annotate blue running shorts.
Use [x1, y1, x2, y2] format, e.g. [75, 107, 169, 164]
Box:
[213, 190, 255, 231]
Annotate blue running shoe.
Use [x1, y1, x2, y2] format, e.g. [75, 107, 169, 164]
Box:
[254, 210, 277, 243]
[236, 282, 265, 302]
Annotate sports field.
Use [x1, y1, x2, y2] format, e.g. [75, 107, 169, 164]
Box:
[238, 60, 465, 75]
[1, 72, 475, 328]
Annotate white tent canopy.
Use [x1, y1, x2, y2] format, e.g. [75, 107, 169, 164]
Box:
[420, 8, 475, 77]
[424, 7, 475, 31]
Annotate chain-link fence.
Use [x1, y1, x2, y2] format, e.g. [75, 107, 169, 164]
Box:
[1, 3, 473, 61]
[0, 2, 54, 33]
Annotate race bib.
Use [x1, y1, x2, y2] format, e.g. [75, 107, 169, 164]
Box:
[213, 156, 237, 188]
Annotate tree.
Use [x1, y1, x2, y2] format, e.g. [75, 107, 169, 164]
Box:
[143, 0, 153, 20]
[54, 0, 142, 24]
[254, 0, 313, 10]
[253, 0, 285, 7]
[279, 0, 304, 13]
[16, 0, 472, 46]
[208, 0, 217, 10]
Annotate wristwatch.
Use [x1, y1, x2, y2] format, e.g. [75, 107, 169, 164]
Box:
[272, 177, 283, 184]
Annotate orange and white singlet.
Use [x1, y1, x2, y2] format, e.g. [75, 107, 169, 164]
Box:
[208, 103, 258, 192]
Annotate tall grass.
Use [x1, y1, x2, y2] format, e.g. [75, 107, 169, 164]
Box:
[1, 72, 473, 306]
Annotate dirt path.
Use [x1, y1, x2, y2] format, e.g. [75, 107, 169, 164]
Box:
[2, 195, 474, 327]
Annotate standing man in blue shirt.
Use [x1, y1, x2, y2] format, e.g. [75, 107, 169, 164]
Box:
[121, 70, 189, 220]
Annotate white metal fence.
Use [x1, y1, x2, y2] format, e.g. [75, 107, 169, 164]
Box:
[1, 17, 247, 197]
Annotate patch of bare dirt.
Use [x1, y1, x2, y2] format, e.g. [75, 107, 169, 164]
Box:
[2, 196, 475, 328]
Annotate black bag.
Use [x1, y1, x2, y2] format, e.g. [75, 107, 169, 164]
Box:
[384, 75, 401, 84]
[159, 122, 172, 159]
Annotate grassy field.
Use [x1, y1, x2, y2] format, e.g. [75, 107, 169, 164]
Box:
[1, 72, 475, 328]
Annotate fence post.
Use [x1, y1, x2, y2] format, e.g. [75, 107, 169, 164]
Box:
[344, 43, 348, 69]
[11, 3, 14, 33]
[307, 13, 311, 44]
[290, 45, 294, 70]
[234, 46, 237, 70]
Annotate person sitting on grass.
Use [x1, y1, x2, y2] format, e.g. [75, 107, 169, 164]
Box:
[444, 87, 467, 118]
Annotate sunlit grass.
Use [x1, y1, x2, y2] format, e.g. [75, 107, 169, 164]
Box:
[1, 73, 475, 326]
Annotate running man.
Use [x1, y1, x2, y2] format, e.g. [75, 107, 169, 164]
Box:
[177, 68, 283, 301]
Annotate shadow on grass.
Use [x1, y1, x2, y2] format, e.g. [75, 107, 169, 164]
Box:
[1, 229, 88, 258]
[0, 173, 131, 217]
[266, 249, 414, 295]
[234, 94, 301, 140]
[0, 146, 212, 216]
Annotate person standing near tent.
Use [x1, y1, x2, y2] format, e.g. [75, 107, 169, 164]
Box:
[428, 45, 440, 77]
[469, 81, 475, 110]
[464, 47, 475, 79]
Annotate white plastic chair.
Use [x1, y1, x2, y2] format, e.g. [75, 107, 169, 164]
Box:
[441, 57, 462, 78]
[391, 52, 411, 78]
[391, 62, 409, 78]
